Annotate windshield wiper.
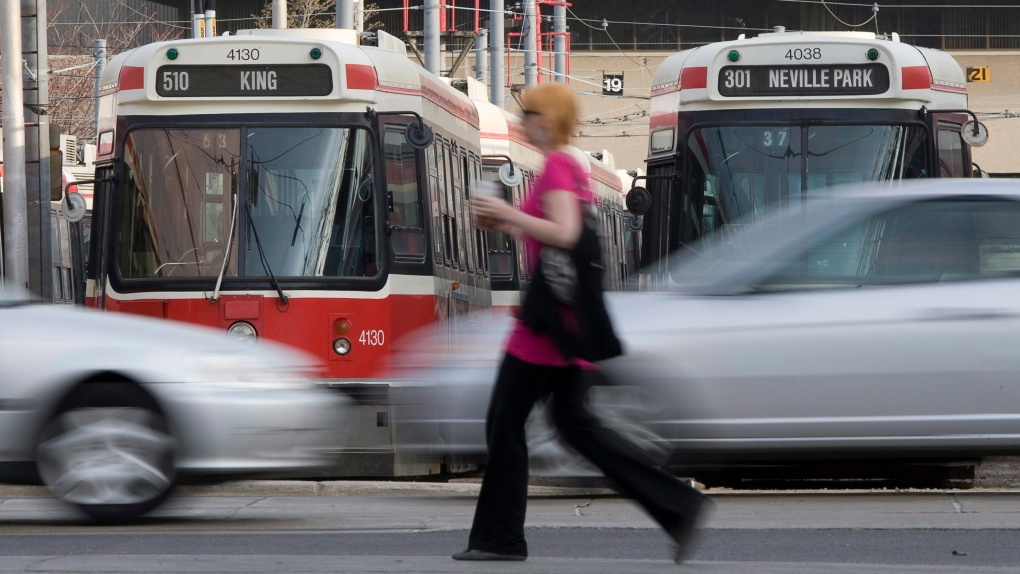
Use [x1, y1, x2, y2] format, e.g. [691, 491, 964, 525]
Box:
[211, 159, 239, 303]
[245, 198, 289, 305]
[290, 201, 305, 246]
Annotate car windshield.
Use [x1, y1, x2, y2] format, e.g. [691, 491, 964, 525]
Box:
[672, 193, 1020, 294]
[118, 126, 379, 280]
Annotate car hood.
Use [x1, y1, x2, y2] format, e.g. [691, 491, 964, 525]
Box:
[5, 304, 320, 373]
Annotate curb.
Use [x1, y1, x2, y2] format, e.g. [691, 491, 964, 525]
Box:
[5, 482, 1019, 499]
[0, 481, 617, 499]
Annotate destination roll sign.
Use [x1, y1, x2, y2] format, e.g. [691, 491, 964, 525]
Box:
[718, 63, 889, 97]
[155, 64, 333, 97]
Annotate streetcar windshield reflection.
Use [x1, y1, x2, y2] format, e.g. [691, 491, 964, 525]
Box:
[117, 126, 379, 280]
[686, 124, 928, 226]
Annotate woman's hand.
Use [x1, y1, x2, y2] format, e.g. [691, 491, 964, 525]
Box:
[470, 190, 581, 249]
[470, 195, 516, 223]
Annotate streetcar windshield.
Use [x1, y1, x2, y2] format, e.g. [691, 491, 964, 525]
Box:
[118, 126, 379, 280]
[687, 124, 928, 226]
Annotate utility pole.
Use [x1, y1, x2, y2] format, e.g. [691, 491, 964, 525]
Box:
[474, 28, 488, 84]
[21, 0, 53, 300]
[272, 0, 287, 29]
[93, 39, 107, 141]
[337, 0, 354, 30]
[424, 0, 440, 75]
[523, 0, 537, 86]
[489, 0, 505, 107]
[354, 0, 364, 33]
[1, 0, 29, 289]
[553, 4, 567, 82]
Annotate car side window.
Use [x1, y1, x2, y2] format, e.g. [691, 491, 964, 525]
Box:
[757, 200, 1020, 290]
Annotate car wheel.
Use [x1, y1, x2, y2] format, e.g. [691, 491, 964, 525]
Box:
[35, 383, 177, 522]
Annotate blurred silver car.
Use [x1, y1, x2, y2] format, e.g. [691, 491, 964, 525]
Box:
[399, 180, 1020, 477]
[0, 288, 347, 521]
[610, 179, 1020, 466]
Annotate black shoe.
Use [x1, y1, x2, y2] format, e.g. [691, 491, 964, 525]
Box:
[669, 492, 714, 564]
[451, 549, 527, 561]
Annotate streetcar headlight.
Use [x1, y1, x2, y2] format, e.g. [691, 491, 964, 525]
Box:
[333, 337, 352, 356]
[227, 321, 258, 343]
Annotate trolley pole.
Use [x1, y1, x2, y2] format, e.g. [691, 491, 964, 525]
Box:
[424, 0, 440, 75]
[489, 0, 505, 107]
[192, 0, 203, 37]
[475, 28, 488, 84]
[21, 0, 53, 300]
[272, 0, 287, 29]
[553, 4, 567, 82]
[523, 0, 537, 86]
[203, 0, 216, 37]
[1, 0, 29, 290]
[93, 39, 106, 141]
[337, 0, 354, 30]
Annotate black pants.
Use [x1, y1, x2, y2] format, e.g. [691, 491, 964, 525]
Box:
[466, 353, 703, 556]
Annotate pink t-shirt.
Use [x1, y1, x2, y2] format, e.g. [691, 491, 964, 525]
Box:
[505, 151, 594, 367]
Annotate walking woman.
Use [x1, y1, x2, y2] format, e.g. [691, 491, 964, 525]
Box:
[452, 83, 710, 564]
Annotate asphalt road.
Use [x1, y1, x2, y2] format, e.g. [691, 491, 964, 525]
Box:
[2, 493, 1020, 573]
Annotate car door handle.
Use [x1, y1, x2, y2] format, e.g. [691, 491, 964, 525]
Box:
[913, 307, 1017, 322]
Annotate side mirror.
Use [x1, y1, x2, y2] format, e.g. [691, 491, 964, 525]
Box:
[627, 215, 643, 232]
[625, 186, 652, 216]
[61, 191, 87, 223]
[498, 162, 523, 187]
[961, 120, 989, 147]
[405, 122, 434, 149]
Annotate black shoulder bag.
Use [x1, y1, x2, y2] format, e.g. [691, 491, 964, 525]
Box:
[519, 200, 623, 363]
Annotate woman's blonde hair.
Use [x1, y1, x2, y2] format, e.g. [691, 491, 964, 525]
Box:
[521, 83, 577, 147]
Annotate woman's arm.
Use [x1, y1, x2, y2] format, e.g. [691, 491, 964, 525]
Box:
[471, 189, 582, 249]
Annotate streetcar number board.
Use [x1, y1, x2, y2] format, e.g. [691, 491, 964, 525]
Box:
[718, 64, 889, 97]
[155, 64, 334, 97]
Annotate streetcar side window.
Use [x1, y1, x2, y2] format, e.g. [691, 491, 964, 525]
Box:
[436, 139, 457, 267]
[383, 125, 425, 259]
[425, 143, 445, 264]
[937, 124, 965, 178]
[469, 155, 488, 276]
[457, 150, 474, 273]
[481, 164, 513, 280]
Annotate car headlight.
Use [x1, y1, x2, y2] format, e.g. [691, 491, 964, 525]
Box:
[185, 354, 313, 388]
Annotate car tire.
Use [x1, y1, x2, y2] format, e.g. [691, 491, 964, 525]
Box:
[35, 382, 177, 522]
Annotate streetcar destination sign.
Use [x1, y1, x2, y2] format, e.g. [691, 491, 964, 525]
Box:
[155, 64, 334, 97]
[718, 64, 889, 97]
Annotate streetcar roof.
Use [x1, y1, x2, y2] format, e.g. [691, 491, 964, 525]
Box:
[97, 29, 478, 128]
[650, 30, 966, 109]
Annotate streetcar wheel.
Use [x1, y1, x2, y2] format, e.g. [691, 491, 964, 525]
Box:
[35, 383, 177, 522]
